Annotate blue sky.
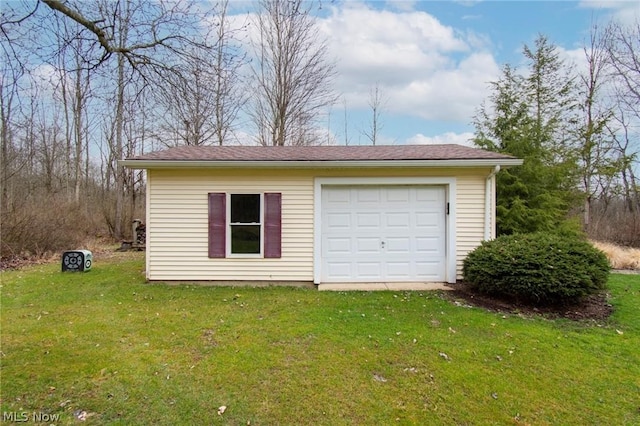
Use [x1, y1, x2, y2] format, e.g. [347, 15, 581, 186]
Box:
[249, 0, 639, 146]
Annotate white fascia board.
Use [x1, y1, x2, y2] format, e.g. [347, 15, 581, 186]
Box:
[118, 158, 523, 169]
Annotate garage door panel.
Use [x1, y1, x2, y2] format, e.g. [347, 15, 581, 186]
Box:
[386, 212, 410, 228]
[322, 185, 446, 282]
[356, 262, 382, 278]
[326, 188, 351, 204]
[415, 212, 442, 227]
[416, 236, 442, 253]
[386, 237, 411, 253]
[356, 237, 381, 253]
[386, 188, 410, 202]
[416, 187, 444, 202]
[355, 212, 381, 229]
[327, 212, 351, 228]
[326, 237, 351, 254]
[356, 188, 381, 203]
[326, 262, 352, 279]
[386, 262, 412, 279]
[415, 260, 445, 279]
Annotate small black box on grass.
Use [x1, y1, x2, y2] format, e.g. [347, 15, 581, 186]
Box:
[61, 250, 92, 272]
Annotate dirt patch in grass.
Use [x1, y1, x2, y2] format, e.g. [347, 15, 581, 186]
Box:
[445, 281, 614, 322]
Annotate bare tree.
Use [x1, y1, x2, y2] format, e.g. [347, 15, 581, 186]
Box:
[211, 0, 247, 146]
[110, 0, 133, 239]
[154, 1, 247, 147]
[362, 82, 386, 145]
[574, 23, 617, 229]
[250, 0, 336, 146]
[0, 58, 22, 212]
[605, 19, 640, 213]
[51, 14, 95, 203]
[155, 52, 221, 147]
[608, 112, 640, 213]
[607, 19, 640, 115]
[342, 98, 351, 146]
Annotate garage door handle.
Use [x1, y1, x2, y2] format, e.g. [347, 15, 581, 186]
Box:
[381, 241, 385, 248]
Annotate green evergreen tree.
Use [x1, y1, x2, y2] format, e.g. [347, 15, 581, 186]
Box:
[474, 35, 580, 235]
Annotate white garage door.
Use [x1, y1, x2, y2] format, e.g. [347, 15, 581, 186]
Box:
[321, 185, 446, 282]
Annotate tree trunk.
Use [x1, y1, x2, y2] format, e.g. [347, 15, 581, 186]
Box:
[74, 62, 83, 204]
[114, 51, 126, 239]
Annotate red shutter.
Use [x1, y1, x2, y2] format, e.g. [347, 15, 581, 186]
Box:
[264, 192, 282, 258]
[208, 193, 226, 258]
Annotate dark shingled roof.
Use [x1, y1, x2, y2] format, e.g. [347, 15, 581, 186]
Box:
[126, 144, 517, 162]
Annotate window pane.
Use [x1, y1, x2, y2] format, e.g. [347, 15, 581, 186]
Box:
[231, 225, 261, 254]
[231, 194, 260, 223]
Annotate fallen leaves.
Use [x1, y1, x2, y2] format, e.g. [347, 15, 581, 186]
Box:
[372, 373, 387, 382]
[73, 410, 95, 421]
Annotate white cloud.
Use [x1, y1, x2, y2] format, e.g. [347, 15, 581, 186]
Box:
[407, 131, 475, 146]
[26, 63, 68, 103]
[558, 46, 589, 73]
[319, 2, 468, 87]
[578, 0, 640, 24]
[318, 3, 499, 122]
[387, 52, 499, 120]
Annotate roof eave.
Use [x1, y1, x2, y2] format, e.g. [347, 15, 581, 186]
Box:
[118, 158, 524, 169]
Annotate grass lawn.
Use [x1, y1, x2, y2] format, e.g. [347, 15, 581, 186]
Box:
[1, 252, 639, 425]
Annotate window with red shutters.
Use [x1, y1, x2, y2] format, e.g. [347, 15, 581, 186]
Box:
[208, 192, 281, 258]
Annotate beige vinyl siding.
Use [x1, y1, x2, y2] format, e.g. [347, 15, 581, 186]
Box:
[145, 166, 493, 282]
[147, 169, 314, 281]
[455, 174, 488, 279]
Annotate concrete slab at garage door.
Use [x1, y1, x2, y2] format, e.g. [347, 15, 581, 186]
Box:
[321, 185, 446, 282]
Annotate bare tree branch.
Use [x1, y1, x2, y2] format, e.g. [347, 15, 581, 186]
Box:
[40, 0, 116, 54]
[250, 0, 336, 146]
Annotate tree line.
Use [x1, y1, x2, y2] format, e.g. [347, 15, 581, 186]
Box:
[1, 1, 638, 261]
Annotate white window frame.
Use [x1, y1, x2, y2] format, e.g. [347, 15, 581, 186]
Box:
[227, 192, 264, 258]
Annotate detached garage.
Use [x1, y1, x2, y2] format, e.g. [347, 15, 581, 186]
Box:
[120, 145, 521, 287]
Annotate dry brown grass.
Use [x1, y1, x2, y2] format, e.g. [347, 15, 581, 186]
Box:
[591, 240, 640, 270]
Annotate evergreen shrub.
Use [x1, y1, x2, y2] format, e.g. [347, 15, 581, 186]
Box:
[462, 232, 610, 304]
